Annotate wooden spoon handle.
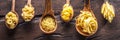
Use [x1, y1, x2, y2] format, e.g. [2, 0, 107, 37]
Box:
[66, 0, 70, 4]
[27, 0, 31, 5]
[45, 0, 52, 13]
[84, 0, 90, 10]
[104, 0, 108, 2]
[11, 0, 15, 11]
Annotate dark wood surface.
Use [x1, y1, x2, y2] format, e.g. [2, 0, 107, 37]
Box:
[0, 0, 120, 40]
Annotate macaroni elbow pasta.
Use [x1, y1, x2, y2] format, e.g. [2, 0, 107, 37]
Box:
[5, 12, 18, 29]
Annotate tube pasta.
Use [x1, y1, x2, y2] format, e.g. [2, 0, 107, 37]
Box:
[101, 1, 115, 23]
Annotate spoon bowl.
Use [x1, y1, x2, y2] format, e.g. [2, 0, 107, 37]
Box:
[39, 0, 57, 34]
[76, 0, 98, 36]
[5, 0, 19, 29]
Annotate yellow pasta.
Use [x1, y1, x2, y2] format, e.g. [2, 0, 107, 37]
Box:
[101, 1, 115, 23]
[5, 11, 18, 29]
[22, 5, 35, 22]
[61, 3, 73, 22]
[41, 16, 56, 32]
[76, 11, 97, 35]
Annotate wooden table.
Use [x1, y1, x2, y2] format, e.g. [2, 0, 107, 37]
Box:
[0, 0, 120, 40]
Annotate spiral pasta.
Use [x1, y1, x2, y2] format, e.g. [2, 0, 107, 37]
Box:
[22, 4, 35, 22]
[61, 4, 73, 22]
[101, 1, 115, 23]
[76, 11, 98, 35]
[5, 11, 18, 29]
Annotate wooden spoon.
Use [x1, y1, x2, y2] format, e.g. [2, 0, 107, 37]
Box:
[5, 0, 19, 29]
[39, 0, 57, 34]
[76, 0, 98, 36]
[21, 0, 35, 22]
[61, 0, 74, 22]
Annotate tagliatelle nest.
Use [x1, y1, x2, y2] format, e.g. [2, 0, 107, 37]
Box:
[101, 1, 115, 23]
[76, 11, 98, 36]
[61, 4, 74, 22]
[41, 16, 56, 32]
[22, 5, 35, 22]
[5, 11, 18, 29]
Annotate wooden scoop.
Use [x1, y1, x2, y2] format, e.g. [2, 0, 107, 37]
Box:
[39, 0, 57, 34]
[76, 0, 98, 36]
[61, 0, 74, 22]
[27, 0, 32, 5]
[5, 0, 19, 29]
[21, 0, 35, 22]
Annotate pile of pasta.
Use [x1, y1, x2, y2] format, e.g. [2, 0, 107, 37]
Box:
[5, 11, 18, 29]
[22, 4, 35, 22]
[101, 1, 115, 23]
[41, 16, 56, 32]
[61, 3, 73, 22]
[76, 11, 98, 35]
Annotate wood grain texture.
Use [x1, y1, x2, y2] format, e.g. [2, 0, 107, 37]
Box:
[0, 0, 120, 40]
